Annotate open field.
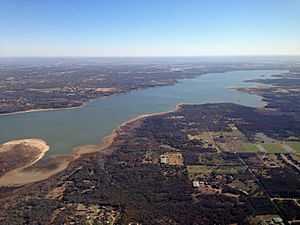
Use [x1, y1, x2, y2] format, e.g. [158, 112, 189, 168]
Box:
[287, 142, 300, 153]
[262, 143, 286, 153]
[242, 143, 261, 152]
[187, 165, 246, 175]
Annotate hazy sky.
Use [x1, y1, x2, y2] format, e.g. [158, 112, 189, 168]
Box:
[1, 0, 300, 57]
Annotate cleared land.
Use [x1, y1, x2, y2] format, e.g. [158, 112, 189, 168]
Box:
[187, 165, 246, 175]
[242, 143, 261, 152]
[287, 142, 300, 153]
[262, 143, 286, 153]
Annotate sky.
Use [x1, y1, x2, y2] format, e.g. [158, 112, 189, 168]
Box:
[0, 0, 300, 57]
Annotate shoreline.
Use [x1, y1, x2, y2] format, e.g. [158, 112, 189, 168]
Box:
[0, 104, 184, 187]
[9, 139, 50, 168]
[0, 93, 122, 117]
[231, 86, 269, 109]
[0, 69, 282, 187]
[0, 128, 118, 187]
[0, 77, 195, 117]
[0, 98, 275, 187]
[0, 103, 86, 117]
[0, 68, 280, 117]
[0, 138, 49, 158]
[0, 86, 174, 117]
[0, 139, 50, 187]
[118, 103, 184, 129]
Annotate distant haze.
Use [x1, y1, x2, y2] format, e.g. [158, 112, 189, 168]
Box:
[1, 0, 300, 57]
[1, 56, 300, 67]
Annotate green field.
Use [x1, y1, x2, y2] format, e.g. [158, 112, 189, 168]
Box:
[187, 165, 245, 175]
[287, 142, 300, 153]
[187, 165, 213, 174]
[262, 143, 286, 153]
[242, 143, 260, 152]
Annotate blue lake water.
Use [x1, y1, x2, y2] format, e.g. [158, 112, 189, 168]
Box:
[0, 70, 284, 155]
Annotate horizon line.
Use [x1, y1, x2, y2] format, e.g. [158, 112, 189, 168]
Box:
[1, 54, 300, 58]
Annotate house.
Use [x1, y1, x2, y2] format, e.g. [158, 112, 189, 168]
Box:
[192, 181, 200, 188]
[160, 155, 167, 164]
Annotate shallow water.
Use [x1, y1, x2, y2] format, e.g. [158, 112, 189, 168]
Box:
[0, 70, 284, 155]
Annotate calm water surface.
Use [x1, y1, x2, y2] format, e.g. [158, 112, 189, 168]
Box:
[0, 70, 284, 155]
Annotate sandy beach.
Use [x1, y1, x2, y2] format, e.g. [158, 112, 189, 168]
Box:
[0, 139, 50, 186]
[0, 139, 49, 164]
[0, 129, 118, 187]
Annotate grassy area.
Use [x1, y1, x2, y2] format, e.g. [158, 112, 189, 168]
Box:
[262, 143, 286, 153]
[187, 165, 245, 175]
[287, 142, 300, 153]
[215, 166, 246, 175]
[187, 165, 213, 174]
[242, 143, 261, 152]
[230, 179, 259, 195]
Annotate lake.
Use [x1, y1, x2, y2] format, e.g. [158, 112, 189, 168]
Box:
[0, 70, 284, 156]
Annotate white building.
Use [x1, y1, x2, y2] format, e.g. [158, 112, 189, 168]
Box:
[160, 155, 167, 164]
[192, 181, 200, 188]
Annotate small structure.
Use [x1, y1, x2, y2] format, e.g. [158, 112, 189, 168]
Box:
[160, 155, 167, 164]
[192, 181, 200, 188]
[272, 217, 283, 224]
